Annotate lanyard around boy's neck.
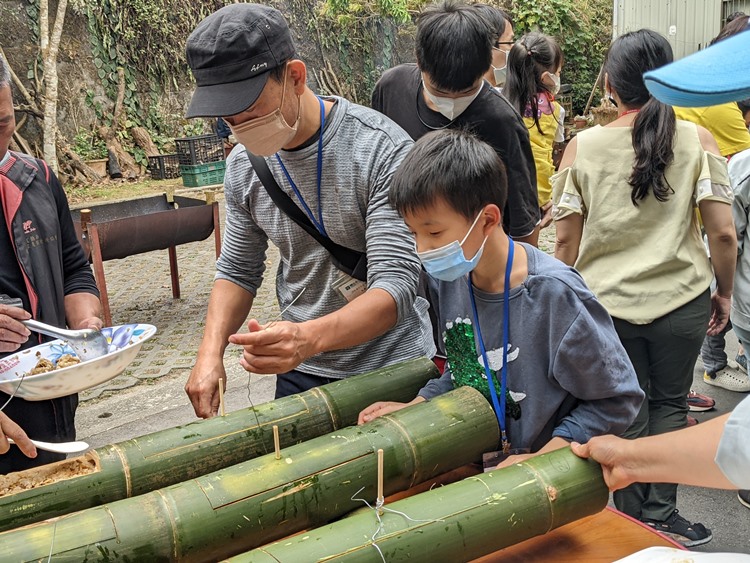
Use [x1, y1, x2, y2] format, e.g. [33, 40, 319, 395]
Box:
[468, 235, 514, 453]
[275, 96, 327, 237]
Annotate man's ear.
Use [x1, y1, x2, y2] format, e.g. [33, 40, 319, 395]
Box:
[287, 60, 307, 95]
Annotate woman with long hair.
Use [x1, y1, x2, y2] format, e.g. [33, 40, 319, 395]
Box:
[553, 29, 737, 547]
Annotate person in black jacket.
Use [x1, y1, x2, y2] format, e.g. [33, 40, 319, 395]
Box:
[0, 54, 102, 473]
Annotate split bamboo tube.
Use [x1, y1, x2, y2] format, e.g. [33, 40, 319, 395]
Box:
[235, 447, 608, 562]
[0, 357, 438, 532]
[0, 386, 499, 562]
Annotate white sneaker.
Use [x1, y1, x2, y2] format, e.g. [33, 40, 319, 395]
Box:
[704, 363, 750, 392]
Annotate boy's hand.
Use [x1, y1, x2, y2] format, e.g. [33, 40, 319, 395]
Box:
[495, 451, 534, 470]
[357, 396, 426, 425]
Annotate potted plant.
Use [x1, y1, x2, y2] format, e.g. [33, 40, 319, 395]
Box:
[73, 129, 109, 176]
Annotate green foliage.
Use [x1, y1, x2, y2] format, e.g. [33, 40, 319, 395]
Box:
[72, 129, 108, 160]
[181, 121, 206, 138]
[504, 0, 612, 113]
[309, 0, 413, 104]
[67, 0, 228, 166]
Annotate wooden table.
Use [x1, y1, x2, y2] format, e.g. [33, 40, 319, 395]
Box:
[474, 506, 684, 562]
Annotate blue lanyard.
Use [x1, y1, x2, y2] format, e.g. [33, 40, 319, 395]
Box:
[468, 236, 514, 452]
[276, 96, 327, 237]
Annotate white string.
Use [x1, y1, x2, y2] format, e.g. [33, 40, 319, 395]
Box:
[242, 285, 307, 456]
[46, 518, 58, 562]
[0, 372, 26, 413]
[350, 486, 444, 562]
[246, 375, 269, 456]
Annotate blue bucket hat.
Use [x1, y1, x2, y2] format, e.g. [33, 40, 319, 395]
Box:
[644, 27, 750, 107]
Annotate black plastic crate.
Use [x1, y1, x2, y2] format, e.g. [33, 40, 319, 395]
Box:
[174, 135, 224, 166]
[147, 154, 181, 180]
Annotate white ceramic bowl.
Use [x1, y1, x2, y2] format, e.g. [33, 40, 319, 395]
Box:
[0, 324, 157, 401]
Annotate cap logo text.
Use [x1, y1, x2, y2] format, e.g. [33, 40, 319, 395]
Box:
[251, 62, 268, 73]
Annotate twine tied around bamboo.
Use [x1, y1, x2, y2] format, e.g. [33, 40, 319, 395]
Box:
[350, 486, 444, 563]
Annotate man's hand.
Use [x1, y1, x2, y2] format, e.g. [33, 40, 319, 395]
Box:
[229, 319, 319, 375]
[707, 291, 731, 336]
[570, 435, 636, 491]
[185, 354, 227, 418]
[0, 412, 36, 458]
[357, 396, 425, 425]
[0, 304, 31, 353]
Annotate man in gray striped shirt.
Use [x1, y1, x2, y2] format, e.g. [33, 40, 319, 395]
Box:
[183, 4, 435, 417]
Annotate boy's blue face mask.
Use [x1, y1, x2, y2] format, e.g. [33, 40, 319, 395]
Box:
[417, 211, 488, 282]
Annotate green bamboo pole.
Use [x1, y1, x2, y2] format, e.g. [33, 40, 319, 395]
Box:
[0, 357, 438, 532]
[233, 448, 608, 563]
[0, 387, 499, 562]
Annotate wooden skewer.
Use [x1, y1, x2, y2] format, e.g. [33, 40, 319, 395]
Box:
[273, 425, 281, 460]
[218, 378, 225, 417]
[377, 448, 384, 515]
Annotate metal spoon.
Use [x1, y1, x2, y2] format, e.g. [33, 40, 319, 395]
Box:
[7, 437, 91, 454]
[21, 319, 109, 362]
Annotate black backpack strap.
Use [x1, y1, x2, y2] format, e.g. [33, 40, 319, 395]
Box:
[247, 151, 367, 281]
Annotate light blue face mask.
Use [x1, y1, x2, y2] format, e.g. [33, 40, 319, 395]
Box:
[418, 211, 488, 281]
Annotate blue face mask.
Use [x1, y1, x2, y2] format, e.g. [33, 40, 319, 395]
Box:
[418, 211, 488, 281]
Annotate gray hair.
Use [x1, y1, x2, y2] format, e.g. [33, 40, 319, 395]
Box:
[0, 55, 11, 89]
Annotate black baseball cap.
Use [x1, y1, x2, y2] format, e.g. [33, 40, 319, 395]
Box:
[185, 4, 296, 118]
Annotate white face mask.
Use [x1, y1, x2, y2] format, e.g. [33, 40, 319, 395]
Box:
[229, 70, 301, 156]
[492, 65, 507, 87]
[422, 78, 484, 120]
[544, 72, 561, 96]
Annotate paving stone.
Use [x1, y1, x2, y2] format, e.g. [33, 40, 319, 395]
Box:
[81, 201, 280, 401]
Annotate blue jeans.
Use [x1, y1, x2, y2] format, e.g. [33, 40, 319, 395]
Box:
[700, 319, 732, 374]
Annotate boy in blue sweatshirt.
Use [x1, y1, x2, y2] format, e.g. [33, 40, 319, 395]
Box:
[359, 129, 643, 466]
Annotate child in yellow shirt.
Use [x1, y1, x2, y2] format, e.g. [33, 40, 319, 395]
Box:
[505, 32, 565, 228]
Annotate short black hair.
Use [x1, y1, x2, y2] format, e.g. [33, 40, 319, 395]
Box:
[416, 0, 493, 92]
[472, 3, 509, 43]
[268, 57, 295, 83]
[389, 129, 508, 220]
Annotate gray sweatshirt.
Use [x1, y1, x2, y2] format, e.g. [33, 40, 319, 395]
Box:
[419, 244, 643, 451]
[217, 97, 435, 378]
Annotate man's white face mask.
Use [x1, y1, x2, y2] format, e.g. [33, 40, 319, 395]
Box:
[422, 77, 484, 121]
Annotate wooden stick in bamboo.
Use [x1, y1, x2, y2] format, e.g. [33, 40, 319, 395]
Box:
[218, 379, 226, 417]
[377, 448, 384, 515]
[273, 425, 281, 460]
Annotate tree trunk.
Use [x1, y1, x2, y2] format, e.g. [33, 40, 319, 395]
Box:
[97, 125, 139, 176]
[0, 358, 438, 533]
[238, 448, 608, 563]
[39, 0, 69, 172]
[59, 144, 102, 182]
[0, 387, 499, 562]
[130, 126, 160, 157]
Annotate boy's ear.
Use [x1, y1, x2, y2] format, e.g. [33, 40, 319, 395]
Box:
[481, 204, 502, 235]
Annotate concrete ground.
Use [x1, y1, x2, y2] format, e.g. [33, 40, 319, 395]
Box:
[68, 196, 749, 555]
